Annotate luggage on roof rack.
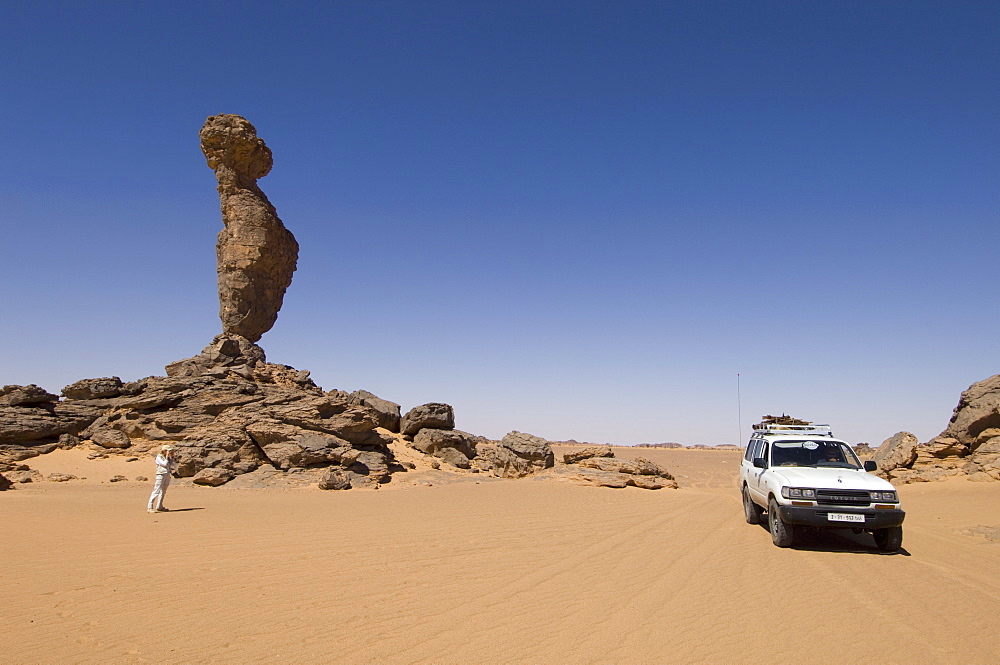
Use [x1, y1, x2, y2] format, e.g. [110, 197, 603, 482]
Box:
[752, 422, 833, 436]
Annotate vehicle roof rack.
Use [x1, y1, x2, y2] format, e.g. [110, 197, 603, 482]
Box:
[752, 423, 833, 436]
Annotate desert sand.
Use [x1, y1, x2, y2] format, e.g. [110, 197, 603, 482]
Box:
[3, 446, 999, 665]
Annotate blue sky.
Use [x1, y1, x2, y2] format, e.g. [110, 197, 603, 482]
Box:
[2, 1, 997, 445]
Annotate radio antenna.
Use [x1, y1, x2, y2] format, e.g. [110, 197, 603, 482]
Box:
[737, 373, 743, 445]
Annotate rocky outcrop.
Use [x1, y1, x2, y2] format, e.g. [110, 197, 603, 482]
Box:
[401, 403, 455, 436]
[963, 430, 1000, 482]
[0, 344, 398, 486]
[0, 387, 103, 462]
[62, 377, 128, 400]
[1, 385, 58, 406]
[853, 443, 874, 457]
[0, 472, 12, 490]
[546, 451, 678, 490]
[471, 431, 555, 478]
[201, 114, 298, 343]
[874, 375, 1000, 483]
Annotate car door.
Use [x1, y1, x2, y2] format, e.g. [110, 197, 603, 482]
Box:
[748, 438, 768, 503]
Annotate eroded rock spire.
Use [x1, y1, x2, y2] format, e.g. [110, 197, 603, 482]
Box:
[200, 114, 298, 343]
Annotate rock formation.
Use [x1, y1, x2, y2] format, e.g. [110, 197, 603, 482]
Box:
[563, 445, 614, 464]
[401, 403, 455, 436]
[200, 114, 298, 343]
[870, 432, 919, 478]
[872, 374, 1000, 483]
[543, 445, 678, 489]
[0, 113, 683, 492]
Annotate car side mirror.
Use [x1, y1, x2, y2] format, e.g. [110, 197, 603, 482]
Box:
[864, 460, 877, 472]
[753, 457, 767, 469]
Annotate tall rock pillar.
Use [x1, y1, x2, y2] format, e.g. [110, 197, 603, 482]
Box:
[199, 114, 298, 343]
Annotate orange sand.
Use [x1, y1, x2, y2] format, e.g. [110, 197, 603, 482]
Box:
[3, 447, 999, 664]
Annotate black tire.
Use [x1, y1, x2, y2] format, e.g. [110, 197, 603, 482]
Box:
[768, 498, 795, 547]
[873, 526, 903, 552]
[743, 486, 763, 524]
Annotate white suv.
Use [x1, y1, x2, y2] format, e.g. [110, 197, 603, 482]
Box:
[739, 423, 905, 551]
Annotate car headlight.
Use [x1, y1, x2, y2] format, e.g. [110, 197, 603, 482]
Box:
[782, 487, 817, 499]
[869, 491, 897, 502]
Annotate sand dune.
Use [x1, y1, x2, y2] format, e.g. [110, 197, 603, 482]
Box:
[3, 448, 999, 664]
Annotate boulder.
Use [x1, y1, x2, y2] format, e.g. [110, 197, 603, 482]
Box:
[563, 445, 614, 464]
[938, 374, 1000, 447]
[247, 423, 354, 470]
[192, 468, 235, 486]
[348, 390, 401, 432]
[500, 431, 555, 468]
[472, 443, 537, 478]
[401, 403, 455, 436]
[4, 469, 43, 483]
[47, 473, 78, 482]
[318, 468, 352, 490]
[201, 114, 298, 343]
[165, 334, 263, 377]
[342, 450, 392, 486]
[90, 428, 132, 449]
[1, 385, 58, 406]
[62, 377, 124, 400]
[0, 473, 12, 490]
[870, 432, 919, 476]
[411, 428, 476, 468]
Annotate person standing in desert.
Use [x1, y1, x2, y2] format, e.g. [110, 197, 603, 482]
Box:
[147, 445, 177, 513]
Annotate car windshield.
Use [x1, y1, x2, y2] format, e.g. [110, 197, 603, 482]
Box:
[770, 440, 862, 469]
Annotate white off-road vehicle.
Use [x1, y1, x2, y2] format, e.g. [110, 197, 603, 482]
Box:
[739, 422, 905, 551]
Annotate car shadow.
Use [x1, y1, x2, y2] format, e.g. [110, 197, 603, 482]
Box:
[754, 521, 911, 556]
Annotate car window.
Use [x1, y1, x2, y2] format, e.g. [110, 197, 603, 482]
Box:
[771, 440, 861, 469]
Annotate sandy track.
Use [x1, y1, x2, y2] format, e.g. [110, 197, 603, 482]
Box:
[3, 451, 999, 664]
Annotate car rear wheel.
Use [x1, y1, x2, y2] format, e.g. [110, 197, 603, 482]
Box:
[743, 486, 763, 524]
[768, 498, 795, 547]
[873, 526, 903, 552]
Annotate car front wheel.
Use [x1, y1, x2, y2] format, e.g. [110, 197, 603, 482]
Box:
[768, 498, 795, 547]
[873, 526, 903, 552]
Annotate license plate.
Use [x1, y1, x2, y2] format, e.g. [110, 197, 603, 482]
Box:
[828, 513, 865, 523]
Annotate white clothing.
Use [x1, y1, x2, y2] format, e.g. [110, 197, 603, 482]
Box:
[147, 453, 177, 511]
[154, 453, 176, 476]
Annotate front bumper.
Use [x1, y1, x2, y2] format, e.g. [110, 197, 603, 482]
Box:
[777, 505, 905, 529]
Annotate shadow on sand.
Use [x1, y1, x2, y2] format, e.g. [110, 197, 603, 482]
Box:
[754, 522, 911, 556]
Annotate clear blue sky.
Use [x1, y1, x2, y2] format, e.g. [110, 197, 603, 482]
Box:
[2, 1, 997, 446]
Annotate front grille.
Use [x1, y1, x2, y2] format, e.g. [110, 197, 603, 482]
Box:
[815, 489, 871, 506]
